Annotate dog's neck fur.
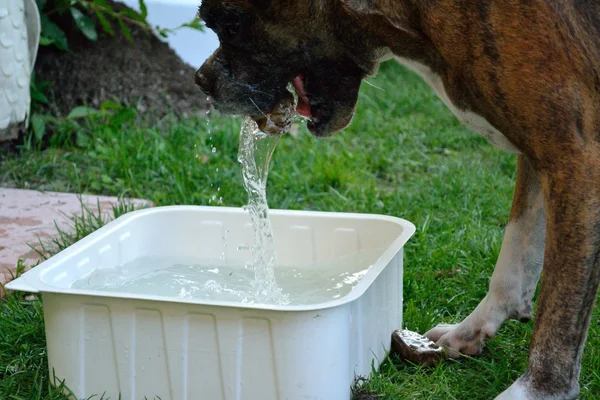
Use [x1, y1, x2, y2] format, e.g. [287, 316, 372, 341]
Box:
[335, 0, 443, 67]
[333, 0, 522, 153]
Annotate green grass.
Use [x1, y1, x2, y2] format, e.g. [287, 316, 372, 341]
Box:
[1, 61, 599, 399]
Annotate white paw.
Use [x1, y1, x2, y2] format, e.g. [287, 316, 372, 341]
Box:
[425, 322, 492, 358]
[424, 323, 458, 342]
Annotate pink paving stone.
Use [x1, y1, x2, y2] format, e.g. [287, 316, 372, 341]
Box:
[0, 188, 153, 294]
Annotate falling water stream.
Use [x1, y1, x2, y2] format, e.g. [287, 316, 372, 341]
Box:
[236, 117, 286, 303]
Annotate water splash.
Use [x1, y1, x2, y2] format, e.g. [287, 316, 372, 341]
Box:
[205, 99, 223, 205]
[237, 117, 287, 303]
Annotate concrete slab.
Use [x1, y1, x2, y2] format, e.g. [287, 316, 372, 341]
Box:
[0, 188, 153, 294]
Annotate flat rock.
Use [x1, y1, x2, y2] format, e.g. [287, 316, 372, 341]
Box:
[0, 188, 152, 294]
[391, 329, 445, 366]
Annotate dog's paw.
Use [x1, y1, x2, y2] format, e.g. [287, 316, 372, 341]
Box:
[425, 322, 491, 358]
[424, 323, 457, 342]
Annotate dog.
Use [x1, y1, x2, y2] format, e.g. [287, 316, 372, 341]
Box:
[195, 1, 600, 399]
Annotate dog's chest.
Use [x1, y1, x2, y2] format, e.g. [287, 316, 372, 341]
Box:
[394, 57, 520, 154]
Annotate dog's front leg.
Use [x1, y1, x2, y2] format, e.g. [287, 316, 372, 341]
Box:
[496, 158, 600, 399]
[426, 155, 545, 356]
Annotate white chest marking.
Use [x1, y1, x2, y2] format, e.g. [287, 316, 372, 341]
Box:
[394, 56, 521, 154]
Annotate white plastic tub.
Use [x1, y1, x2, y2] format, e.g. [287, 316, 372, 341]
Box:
[7, 206, 415, 400]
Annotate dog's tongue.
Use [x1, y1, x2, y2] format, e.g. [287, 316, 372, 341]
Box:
[292, 74, 311, 117]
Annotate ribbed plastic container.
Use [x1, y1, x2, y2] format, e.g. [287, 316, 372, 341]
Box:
[7, 206, 415, 400]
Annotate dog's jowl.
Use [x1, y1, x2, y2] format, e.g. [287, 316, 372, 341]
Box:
[196, 1, 600, 399]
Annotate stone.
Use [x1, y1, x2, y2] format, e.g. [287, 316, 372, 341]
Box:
[391, 329, 445, 366]
[0, 188, 152, 295]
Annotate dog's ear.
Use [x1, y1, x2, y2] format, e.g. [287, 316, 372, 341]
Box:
[340, 0, 420, 38]
[249, 0, 271, 10]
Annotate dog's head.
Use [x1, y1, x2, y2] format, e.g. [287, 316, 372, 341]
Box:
[196, 0, 389, 136]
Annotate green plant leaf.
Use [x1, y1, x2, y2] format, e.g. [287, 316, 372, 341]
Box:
[70, 7, 98, 41]
[36, 77, 53, 92]
[100, 100, 123, 110]
[29, 72, 50, 105]
[30, 115, 46, 141]
[35, 0, 47, 11]
[118, 19, 133, 41]
[67, 106, 100, 119]
[38, 36, 54, 46]
[109, 108, 137, 126]
[94, 0, 111, 9]
[76, 130, 91, 147]
[155, 25, 169, 38]
[120, 8, 146, 24]
[179, 19, 204, 32]
[39, 14, 69, 51]
[95, 10, 114, 36]
[139, 0, 148, 19]
[30, 88, 49, 104]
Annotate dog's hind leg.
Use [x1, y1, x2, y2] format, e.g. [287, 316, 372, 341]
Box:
[496, 154, 600, 400]
[425, 155, 546, 356]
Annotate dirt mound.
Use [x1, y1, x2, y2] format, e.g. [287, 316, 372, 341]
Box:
[34, 1, 206, 119]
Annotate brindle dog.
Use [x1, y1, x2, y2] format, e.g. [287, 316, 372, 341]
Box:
[195, 1, 600, 399]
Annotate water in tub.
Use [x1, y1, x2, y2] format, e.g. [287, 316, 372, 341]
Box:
[70, 117, 381, 305]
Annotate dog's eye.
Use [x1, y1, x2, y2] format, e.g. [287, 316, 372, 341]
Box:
[224, 23, 241, 39]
